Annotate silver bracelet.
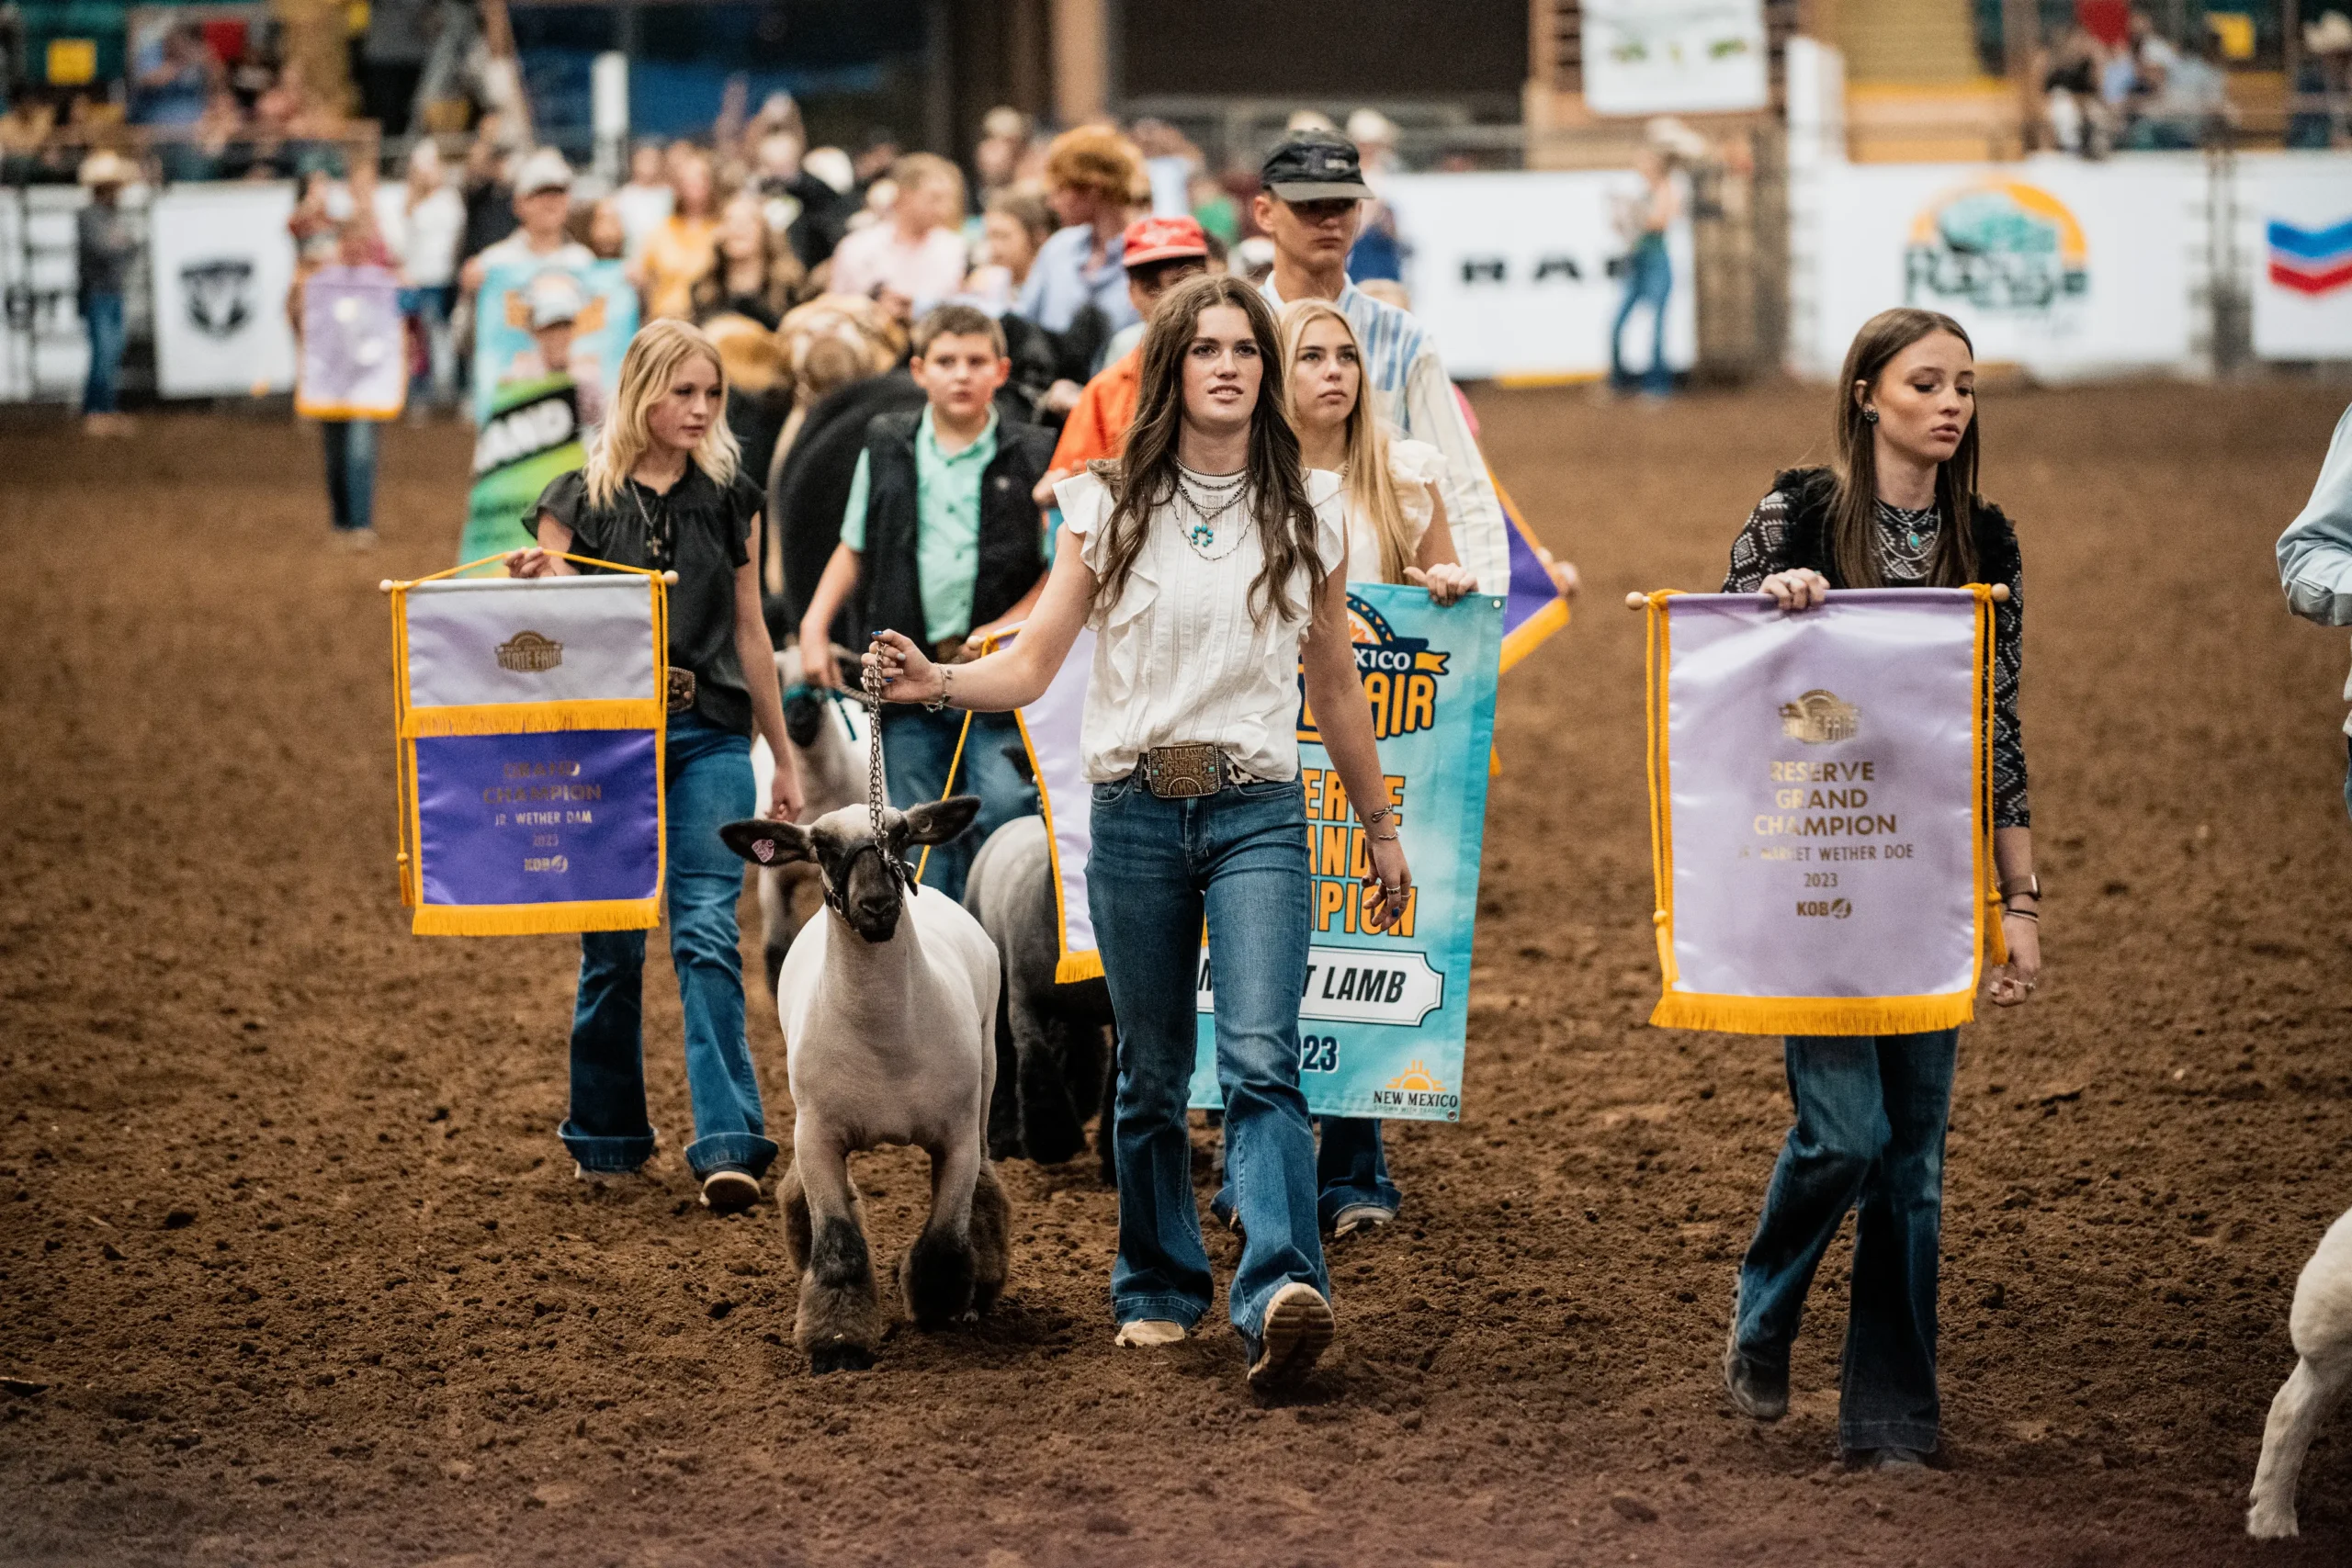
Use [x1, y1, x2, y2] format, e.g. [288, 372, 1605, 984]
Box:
[925, 664, 954, 713]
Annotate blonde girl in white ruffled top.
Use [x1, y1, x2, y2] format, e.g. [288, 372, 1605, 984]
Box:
[1272, 297, 1475, 1240]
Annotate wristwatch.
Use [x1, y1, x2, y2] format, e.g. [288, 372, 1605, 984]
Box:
[1999, 874, 2041, 902]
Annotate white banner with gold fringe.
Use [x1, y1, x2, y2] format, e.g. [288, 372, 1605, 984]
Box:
[1641, 587, 2006, 1035]
[390, 565, 671, 936]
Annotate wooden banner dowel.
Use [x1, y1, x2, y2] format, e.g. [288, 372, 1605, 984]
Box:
[662, 570, 680, 585]
[379, 580, 397, 593]
[1623, 592, 1648, 611]
[1988, 582, 2011, 603]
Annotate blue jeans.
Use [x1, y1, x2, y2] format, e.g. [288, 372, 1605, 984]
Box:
[1733, 1030, 1959, 1454]
[401, 284, 457, 409]
[1215, 1113, 1401, 1232]
[560, 711, 780, 1182]
[320, 419, 379, 533]
[1317, 1117, 1401, 1224]
[81, 292, 124, 415]
[1089, 773, 1327, 1341]
[881, 705, 1036, 903]
[1611, 235, 1673, 398]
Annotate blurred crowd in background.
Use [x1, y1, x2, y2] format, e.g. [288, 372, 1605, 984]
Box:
[2036, 5, 2352, 153]
[67, 88, 1430, 428]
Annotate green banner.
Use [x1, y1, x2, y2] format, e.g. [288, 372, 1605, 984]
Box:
[458, 374, 583, 575]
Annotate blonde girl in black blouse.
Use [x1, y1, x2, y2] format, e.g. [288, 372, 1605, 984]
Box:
[505, 319, 804, 1214]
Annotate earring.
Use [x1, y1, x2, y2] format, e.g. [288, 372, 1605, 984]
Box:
[1862, 407, 1880, 424]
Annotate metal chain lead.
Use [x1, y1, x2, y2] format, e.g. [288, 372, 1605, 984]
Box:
[859, 641, 914, 891]
[860, 645, 888, 829]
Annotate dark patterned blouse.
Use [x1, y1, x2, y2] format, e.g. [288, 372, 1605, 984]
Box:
[1724, 491, 2030, 829]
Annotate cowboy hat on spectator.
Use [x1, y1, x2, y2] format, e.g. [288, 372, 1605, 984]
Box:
[77, 150, 136, 188]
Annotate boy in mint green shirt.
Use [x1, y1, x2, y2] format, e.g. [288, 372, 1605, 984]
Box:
[797, 304, 1057, 899]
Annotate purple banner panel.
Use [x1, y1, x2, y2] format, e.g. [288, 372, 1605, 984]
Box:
[415, 729, 660, 907]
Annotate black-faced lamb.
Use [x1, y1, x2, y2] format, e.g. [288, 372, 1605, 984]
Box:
[961, 814, 1115, 1181]
[750, 647, 867, 987]
[2247, 1205, 2352, 1537]
[718, 798, 1011, 1374]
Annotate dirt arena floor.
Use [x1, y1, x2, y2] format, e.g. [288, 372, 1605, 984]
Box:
[5, 378, 2352, 1567]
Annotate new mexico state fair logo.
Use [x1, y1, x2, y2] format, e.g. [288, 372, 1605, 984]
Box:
[1298, 593, 1453, 744]
[1780, 689, 1858, 744]
[1905, 179, 2088, 313]
[1373, 1059, 1459, 1115]
[496, 630, 564, 672]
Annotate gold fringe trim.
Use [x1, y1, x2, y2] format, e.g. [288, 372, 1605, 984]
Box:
[1648, 988, 1976, 1037]
[295, 397, 403, 422]
[1054, 949, 1105, 985]
[412, 898, 661, 936]
[402, 700, 663, 738]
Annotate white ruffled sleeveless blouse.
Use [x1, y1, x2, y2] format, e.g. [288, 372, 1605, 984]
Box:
[1056, 467, 1347, 784]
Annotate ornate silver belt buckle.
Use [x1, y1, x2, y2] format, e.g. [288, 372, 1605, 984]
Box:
[1143, 743, 1222, 799]
[665, 668, 696, 714]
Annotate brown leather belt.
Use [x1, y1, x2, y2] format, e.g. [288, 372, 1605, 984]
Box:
[1138, 743, 1260, 798]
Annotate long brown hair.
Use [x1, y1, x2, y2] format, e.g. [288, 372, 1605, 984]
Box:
[1279, 298, 1414, 583]
[1830, 307, 1979, 588]
[1086, 274, 1321, 626]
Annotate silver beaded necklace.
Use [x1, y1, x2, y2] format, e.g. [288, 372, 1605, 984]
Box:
[1876, 499, 1938, 581]
[1173, 463, 1250, 560]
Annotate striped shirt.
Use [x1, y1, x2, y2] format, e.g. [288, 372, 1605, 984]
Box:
[1261, 276, 1508, 595]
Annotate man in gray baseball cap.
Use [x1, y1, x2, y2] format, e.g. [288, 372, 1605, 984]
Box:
[1258, 129, 1376, 204]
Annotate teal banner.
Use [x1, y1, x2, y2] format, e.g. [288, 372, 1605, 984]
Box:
[1190, 586, 1503, 1122]
[470, 258, 637, 426]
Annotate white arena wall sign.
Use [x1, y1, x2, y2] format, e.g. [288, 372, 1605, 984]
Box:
[147, 182, 299, 399]
[1382, 170, 1698, 382]
[1792, 154, 2205, 380]
[2241, 152, 2352, 362]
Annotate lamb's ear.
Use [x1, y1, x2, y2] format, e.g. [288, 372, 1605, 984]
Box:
[718, 818, 813, 867]
[900, 795, 982, 847]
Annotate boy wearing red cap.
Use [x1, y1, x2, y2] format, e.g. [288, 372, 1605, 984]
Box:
[1033, 214, 1212, 500]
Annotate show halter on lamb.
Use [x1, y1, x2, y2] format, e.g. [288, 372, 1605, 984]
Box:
[750, 645, 871, 988]
[718, 798, 1012, 1373]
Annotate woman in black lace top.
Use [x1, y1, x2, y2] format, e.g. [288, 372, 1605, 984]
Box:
[1716, 308, 2042, 1474]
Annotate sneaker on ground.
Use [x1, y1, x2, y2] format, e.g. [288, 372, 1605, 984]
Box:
[1722, 1324, 1788, 1421]
[1246, 1282, 1335, 1390]
[1331, 1203, 1395, 1239]
[699, 1167, 761, 1212]
[1114, 1319, 1187, 1348]
[1866, 1447, 1931, 1472]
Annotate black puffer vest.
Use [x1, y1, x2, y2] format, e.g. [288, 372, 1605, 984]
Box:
[1769, 466, 2020, 589]
[857, 409, 1054, 649]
